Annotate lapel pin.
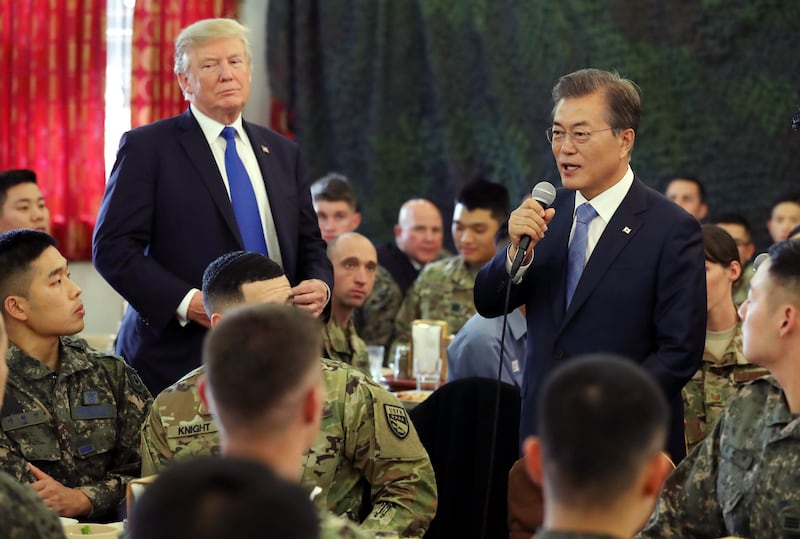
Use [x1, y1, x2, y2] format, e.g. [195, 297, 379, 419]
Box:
[261, 145, 270, 154]
[622, 226, 631, 234]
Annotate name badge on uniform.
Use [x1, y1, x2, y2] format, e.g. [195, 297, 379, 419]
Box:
[1, 409, 49, 432]
[167, 421, 218, 439]
[72, 404, 116, 420]
[511, 359, 520, 373]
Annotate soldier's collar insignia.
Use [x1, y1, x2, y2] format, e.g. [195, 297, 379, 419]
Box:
[384, 404, 409, 439]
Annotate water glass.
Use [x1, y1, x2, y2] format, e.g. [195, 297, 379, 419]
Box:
[367, 345, 385, 381]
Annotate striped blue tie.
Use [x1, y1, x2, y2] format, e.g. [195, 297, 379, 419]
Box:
[566, 203, 598, 306]
[221, 127, 268, 255]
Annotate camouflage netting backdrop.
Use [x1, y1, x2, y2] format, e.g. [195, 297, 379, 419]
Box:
[267, 0, 800, 250]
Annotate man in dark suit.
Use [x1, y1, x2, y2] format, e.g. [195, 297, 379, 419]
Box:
[377, 198, 445, 295]
[474, 68, 705, 463]
[93, 19, 332, 394]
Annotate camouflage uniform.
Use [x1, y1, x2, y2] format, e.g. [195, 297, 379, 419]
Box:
[0, 469, 64, 538]
[320, 509, 374, 538]
[392, 255, 479, 349]
[639, 376, 800, 539]
[141, 358, 437, 538]
[353, 265, 403, 351]
[682, 323, 769, 451]
[0, 337, 152, 520]
[323, 318, 371, 376]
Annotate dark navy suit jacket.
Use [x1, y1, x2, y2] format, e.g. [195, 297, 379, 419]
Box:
[93, 109, 332, 394]
[474, 178, 706, 462]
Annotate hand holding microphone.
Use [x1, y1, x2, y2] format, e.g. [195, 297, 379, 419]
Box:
[509, 181, 557, 277]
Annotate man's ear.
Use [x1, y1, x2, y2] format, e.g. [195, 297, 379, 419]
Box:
[210, 312, 223, 328]
[643, 451, 673, 498]
[393, 224, 402, 240]
[352, 212, 362, 230]
[523, 436, 544, 486]
[3, 296, 28, 323]
[779, 304, 798, 337]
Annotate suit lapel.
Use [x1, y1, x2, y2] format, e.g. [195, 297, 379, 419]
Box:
[561, 179, 647, 327]
[177, 110, 244, 246]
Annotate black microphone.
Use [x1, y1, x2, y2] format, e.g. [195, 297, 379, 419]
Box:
[509, 181, 557, 277]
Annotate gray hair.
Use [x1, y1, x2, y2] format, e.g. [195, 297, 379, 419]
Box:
[174, 18, 252, 80]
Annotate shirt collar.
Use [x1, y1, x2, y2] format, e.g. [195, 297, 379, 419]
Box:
[573, 165, 634, 224]
[190, 103, 245, 143]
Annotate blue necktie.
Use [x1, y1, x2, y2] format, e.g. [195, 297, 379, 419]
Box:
[566, 203, 598, 306]
[221, 127, 268, 256]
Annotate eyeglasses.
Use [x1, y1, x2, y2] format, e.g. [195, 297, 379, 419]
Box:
[545, 126, 615, 145]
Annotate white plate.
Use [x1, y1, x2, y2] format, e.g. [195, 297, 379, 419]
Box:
[394, 390, 433, 403]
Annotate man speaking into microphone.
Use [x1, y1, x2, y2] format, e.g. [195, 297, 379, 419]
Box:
[474, 68, 705, 463]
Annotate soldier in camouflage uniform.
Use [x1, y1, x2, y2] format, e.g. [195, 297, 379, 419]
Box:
[352, 265, 402, 352]
[323, 233, 378, 375]
[0, 230, 152, 521]
[142, 251, 436, 537]
[639, 238, 800, 539]
[393, 180, 509, 350]
[682, 225, 769, 451]
[527, 356, 671, 539]
[0, 308, 64, 539]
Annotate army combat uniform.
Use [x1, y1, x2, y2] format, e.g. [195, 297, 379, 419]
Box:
[682, 323, 768, 451]
[0, 337, 152, 520]
[141, 358, 437, 538]
[639, 376, 800, 539]
[392, 256, 478, 350]
[353, 265, 403, 351]
[323, 318, 371, 376]
[0, 469, 64, 538]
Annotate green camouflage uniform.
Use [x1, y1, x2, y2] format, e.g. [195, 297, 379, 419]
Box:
[141, 358, 437, 538]
[320, 509, 374, 538]
[0, 337, 152, 521]
[681, 323, 769, 451]
[639, 376, 800, 539]
[0, 470, 64, 538]
[392, 255, 478, 350]
[323, 318, 371, 376]
[353, 266, 403, 351]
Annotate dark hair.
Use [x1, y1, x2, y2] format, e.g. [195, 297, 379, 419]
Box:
[537, 354, 668, 507]
[203, 304, 322, 433]
[310, 173, 358, 210]
[770, 192, 800, 212]
[702, 224, 740, 267]
[712, 213, 753, 240]
[766, 238, 800, 300]
[552, 68, 641, 133]
[128, 457, 319, 539]
[456, 179, 510, 222]
[668, 176, 706, 204]
[0, 169, 38, 207]
[202, 251, 286, 315]
[0, 229, 57, 300]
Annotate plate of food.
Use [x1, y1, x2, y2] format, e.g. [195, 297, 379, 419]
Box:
[63, 523, 121, 538]
[394, 389, 433, 409]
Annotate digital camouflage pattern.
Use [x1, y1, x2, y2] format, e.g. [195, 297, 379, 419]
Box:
[682, 323, 769, 451]
[0, 470, 64, 538]
[0, 337, 152, 520]
[141, 358, 437, 538]
[323, 318, 371, 376]
[639, 376, 800, 539]
[353, 265, 403, 351]
[392, 255, 478, 349]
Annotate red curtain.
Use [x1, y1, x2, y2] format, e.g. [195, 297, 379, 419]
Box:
[0, 0, 106, 260]
[131, 0, 238, 128]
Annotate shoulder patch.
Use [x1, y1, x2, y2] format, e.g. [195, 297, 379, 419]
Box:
[383, 403, 409, 439]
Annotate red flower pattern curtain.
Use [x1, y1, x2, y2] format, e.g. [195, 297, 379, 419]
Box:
[0, 0, 107, 260]
[131, 0, 238, 128]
